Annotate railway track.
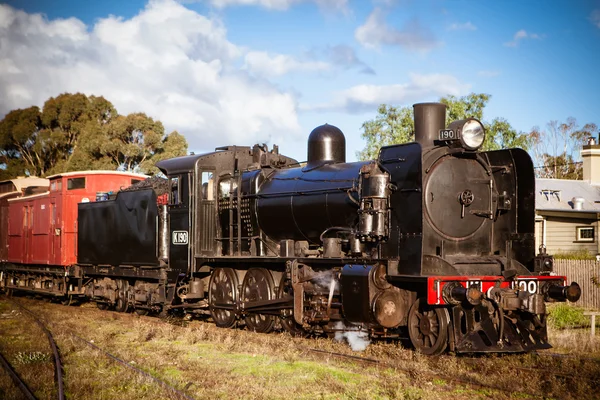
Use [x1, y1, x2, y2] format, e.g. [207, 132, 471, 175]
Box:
[0, 350, 37, 400]
[305, 347, 529, 396]
[2, 295, 599, 399]
[0, 295, 196, 400]
[68, 332, 196, 400]
[1, 296, 65, 400]
[304, 346, 600, 397]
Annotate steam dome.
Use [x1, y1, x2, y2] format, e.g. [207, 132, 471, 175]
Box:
[307, 124, 346, 165]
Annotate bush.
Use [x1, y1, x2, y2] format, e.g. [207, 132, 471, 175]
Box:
[547, 303, 589, 329]
[552, 249, 597, 260]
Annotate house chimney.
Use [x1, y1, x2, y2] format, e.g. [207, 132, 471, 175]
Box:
[572, 197, 584, 210]
[582, 136, 600, 185]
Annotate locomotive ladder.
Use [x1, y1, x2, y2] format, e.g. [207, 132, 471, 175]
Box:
[228, 150, 243, 256]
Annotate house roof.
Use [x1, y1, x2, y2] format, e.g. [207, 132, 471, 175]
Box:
[536, 178, 600, 213]
[0, 177, 49, 192]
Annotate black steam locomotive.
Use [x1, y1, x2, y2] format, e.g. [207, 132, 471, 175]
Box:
[3, 103, 581, 354]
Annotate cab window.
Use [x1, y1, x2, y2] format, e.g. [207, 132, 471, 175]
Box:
[201, 172, 214, 201]
[170, 176, 180, 205]
[67, 177, 85, 190]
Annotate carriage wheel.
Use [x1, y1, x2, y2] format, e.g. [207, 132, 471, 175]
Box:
[242, 268, 276, 333]
[209, 268, 239, 328]
[408, 297, 449, 355]
[277, 275, 307, 337]
[115, 280, 129, 313]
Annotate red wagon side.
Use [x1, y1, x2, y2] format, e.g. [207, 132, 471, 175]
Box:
[7, 171, 147, 267]
[0, 178, 49, 262]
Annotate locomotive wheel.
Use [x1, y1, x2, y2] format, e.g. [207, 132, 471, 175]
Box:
[134, 309, 149, 316]
[242, 268, 276, 333]
[97, 302, 109, 311]
[115, 280, 129, 313]
[209, 268, 239, 328]
[408, 297, 449, 355]
[277, 275, 307, 337]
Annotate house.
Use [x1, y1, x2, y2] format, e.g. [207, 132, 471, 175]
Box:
[535, 138, 600, 257]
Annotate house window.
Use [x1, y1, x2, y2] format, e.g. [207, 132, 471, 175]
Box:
[67, 177, 85, 190]
[576, 226, 595, 242]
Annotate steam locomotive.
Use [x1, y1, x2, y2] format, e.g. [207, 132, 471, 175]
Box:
[0, 103, 580, 355]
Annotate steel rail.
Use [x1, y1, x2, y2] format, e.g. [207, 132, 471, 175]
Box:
[304, 347, 545, 397]
[4, 297, 65, 400]
[0, 350, 37, 400]
[309, 347, 600, 395]
[5, 296, 196, 400]
[69, 332, 196, 400]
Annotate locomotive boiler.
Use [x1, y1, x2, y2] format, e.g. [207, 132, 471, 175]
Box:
[0, 102, 581, 355]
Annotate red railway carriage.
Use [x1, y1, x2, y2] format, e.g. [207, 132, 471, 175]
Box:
[7, 171, 147, 267]
[0, 177, 49, 262]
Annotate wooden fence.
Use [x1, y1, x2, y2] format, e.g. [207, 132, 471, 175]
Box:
[553, 259, 600, 310]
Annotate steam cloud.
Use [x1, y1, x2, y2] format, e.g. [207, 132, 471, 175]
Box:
[333, 321, 370, 351]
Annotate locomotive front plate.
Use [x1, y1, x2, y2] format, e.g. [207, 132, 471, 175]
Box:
[439, 129, 458, 140]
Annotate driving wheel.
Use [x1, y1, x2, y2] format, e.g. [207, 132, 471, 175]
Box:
[209, 268, 239, 328]
[408, 297, 449, 355]
[242, 268, 276, 333]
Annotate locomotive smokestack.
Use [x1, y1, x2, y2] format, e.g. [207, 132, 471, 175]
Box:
[413, 103, 447, 148]
[307, 124, 346, 166]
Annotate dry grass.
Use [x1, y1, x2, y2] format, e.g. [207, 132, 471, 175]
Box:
[0, 302, 57, 399]
[1, 296, 600, 399]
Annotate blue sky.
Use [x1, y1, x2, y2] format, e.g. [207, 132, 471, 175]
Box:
[1, 0, 599, 163]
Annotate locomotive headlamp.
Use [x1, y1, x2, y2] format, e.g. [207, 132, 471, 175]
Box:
[446, 118, 486, 151]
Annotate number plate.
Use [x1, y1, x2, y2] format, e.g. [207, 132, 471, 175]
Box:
[172, 231, 189, 245]
[439, 129, 459, 140]
[512, 279, 539, 294]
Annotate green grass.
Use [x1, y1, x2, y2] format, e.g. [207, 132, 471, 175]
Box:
[547, 303, 589, 329]
[4, 297, 600, 399]
[553, 249, 597, 260]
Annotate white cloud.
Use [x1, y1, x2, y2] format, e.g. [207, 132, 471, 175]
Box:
[504, 29, 543, 47]
[448, 21, 477, 31]
[355, 8, 440, 52]
[198, 0, 348, 12]
[591, 10, 600, 28]
[304, 73, 470, 112]
[244, 51, 331, 77]
[0, 0, 303, 152]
